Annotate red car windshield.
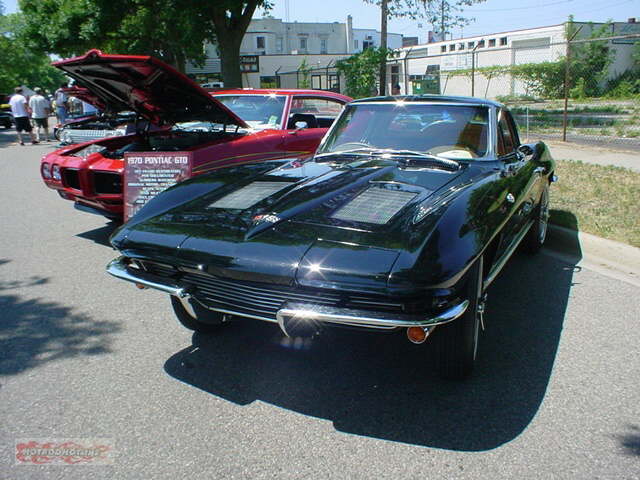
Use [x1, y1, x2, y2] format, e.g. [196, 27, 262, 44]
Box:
[215, 94, 287, 130]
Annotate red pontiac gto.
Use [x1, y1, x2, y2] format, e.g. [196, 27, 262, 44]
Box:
[40, 50, 351, 220]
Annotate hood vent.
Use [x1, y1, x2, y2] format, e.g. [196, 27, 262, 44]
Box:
[208, 181, 294, 210]
[331, 186, 417, 225]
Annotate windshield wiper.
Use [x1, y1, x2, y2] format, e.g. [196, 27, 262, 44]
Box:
[316, 148, 460, 171]
[315, 148, 378, 160]
[379, 150, 461, 171]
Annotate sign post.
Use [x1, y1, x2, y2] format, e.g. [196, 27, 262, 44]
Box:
[123, 152, 192, 221]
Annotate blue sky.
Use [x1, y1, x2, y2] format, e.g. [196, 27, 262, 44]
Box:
[3, 0, 638, 42]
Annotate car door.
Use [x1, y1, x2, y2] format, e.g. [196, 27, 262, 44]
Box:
[281, 96, 346, 155]
[494, 108, 539, 253]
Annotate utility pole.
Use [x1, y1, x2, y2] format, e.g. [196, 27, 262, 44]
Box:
[441, 0, 446, 41]
[379, 0, 388, 96]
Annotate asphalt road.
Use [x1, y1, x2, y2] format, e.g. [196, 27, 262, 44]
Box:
[1, 129, 639, 479]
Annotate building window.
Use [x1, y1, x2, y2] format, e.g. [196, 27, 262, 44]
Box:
[458, 43, 464, 50]
[500, 37, 507, 46]
[440, 45, 447, 53]
[354, 39, 359, 49]
[488, 38, 496, 47]
[299, 37, 307, 50]
[256, 36, 265, 49]
[363, 40, 374, 50]
[260, 76, 280, 88]
[478, 39, 485, 48]
[329, 74, 340, 92]
[276, 37, 283, 52]
[449, 44, 455, 51]
[468, 41, 475, 49]
[311, 75, 322, 89]
[320, 39, 327, 54]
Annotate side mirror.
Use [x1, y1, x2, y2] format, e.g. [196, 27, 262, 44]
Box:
[294, 121, 308, 130]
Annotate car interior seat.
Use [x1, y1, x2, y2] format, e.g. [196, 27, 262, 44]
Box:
[287, 113, 319, 129]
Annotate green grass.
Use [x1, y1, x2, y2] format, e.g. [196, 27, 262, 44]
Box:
[510, 105, 630, 115]
[549, 160, 640, 247]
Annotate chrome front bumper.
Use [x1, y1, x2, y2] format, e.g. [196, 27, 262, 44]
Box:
[106, 256, 469, 333]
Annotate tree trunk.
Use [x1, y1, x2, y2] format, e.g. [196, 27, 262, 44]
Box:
[210, 2, 261, 89]
[218, 38, 243, 87]
[379, 0, 388, 96]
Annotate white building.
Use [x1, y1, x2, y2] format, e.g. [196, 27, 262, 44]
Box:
[387, 20, 640, 99]
[186, 16, 403, 89]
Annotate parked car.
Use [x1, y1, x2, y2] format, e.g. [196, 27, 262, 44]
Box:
[0, 93, 12, 128]
[53, 86, 137, 145]
[40, 49, 351, 220]
[0, 110, 12, 129]
[106, 94, 556, 379]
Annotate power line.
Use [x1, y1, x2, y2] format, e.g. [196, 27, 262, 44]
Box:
[466, 0, 576, 12]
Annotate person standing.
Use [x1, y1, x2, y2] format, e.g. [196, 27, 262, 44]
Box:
[9, 87, 38, 145]
[29, 87, 51, 142]
[54, 83, 68, 124]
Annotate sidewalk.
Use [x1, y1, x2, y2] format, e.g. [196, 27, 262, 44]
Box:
[545, 224, 640, 288]
[546, 140, 639, 172]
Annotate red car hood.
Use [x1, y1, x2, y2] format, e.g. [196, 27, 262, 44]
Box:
[53, 49, 247, 128]
[62, 86, 107, 111]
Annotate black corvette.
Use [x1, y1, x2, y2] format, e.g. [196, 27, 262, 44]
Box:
[107, 95, 556, 379]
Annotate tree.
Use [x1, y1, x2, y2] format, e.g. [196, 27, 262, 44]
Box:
[566, 19, 614, 97]
[0, 11, 66, 94]
[18, 0, 271, 85]
[363, 0, 485, 95]
[19, 0, 211, 73]
[336, 47, 392, 98]
[206, 1, 272, 87]
[298, 58, 312, 88]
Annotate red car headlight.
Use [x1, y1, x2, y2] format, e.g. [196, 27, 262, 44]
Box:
[52, 165, 62, 181]
[41, 162, 52, 179]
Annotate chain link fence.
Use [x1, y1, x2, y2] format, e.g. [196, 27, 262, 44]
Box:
[395, 32, 640, 149]
[276, 64, 342, 92]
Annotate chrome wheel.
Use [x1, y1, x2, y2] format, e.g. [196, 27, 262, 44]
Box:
[538, 188, 550, 244]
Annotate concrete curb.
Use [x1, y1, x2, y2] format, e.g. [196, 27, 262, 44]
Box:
[545, 224, 640, 286]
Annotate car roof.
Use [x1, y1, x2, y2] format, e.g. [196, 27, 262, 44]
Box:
[352, 94, 503, 108]
[210, 88, 352, 102]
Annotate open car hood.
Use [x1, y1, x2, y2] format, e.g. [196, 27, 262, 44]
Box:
[53, 50, 247, 128]
[62, 86, 107, 111]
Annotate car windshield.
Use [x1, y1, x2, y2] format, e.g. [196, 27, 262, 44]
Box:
[214, 94, 287, 130]
[318, 103, 490, 159]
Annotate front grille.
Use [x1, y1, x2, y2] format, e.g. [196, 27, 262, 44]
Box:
[94, 171, 122, 194]
[62, 168, 81, 190]
[142, 261, 404, 322]
[64, 129, 120, 144]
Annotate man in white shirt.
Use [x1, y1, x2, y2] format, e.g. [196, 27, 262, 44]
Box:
[54, 84, 68, 124]
[29, 87, 51, 142]
[9, 87, 38, 145]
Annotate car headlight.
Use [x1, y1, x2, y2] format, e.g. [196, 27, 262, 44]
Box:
[52, 165, 61, 181]
[41, 162, 52, 179]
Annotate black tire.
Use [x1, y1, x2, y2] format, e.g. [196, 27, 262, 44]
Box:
[170, 296, 226, 333]
[524, 185, 550, 254]
[436, 257, 483, 380]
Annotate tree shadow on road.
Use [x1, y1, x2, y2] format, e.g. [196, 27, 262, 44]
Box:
[0, 260, 121, 376]
[164, 244, 580, 451]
